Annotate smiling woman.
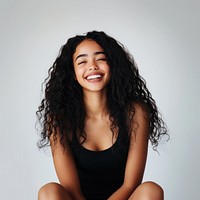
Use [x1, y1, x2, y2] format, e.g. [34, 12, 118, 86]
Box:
[36, 31, 168, 200]
[73, 40, 111, 93]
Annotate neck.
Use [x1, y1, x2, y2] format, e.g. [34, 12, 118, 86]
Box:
[83, 90, 108, 120]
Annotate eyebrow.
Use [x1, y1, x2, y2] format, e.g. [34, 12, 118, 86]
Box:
[75, 51, 105, 61]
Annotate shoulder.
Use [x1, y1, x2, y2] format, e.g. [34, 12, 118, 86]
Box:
[131, 103, 149, 124]
[128, 103, 150, 141]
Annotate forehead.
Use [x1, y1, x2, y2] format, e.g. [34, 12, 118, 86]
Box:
[74, 39, 104, 55]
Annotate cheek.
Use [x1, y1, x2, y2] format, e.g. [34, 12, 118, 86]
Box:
[74, 68, 83, 80]
[106, 65, 111, 76]
[73, 67, 79, 76]
[73, 68, 77, 79]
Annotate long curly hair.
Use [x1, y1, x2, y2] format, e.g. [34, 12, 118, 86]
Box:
[36, 30, 168, 150]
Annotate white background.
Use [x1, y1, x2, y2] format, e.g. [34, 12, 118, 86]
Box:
[0, 0, 199, 199]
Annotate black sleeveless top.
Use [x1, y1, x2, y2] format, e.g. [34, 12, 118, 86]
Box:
[71, 133, 130, 200]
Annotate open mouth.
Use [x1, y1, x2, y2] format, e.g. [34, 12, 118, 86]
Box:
[86, 74, 102, 80]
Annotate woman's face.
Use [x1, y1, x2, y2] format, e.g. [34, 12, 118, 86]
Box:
[73, 39, 110, 93]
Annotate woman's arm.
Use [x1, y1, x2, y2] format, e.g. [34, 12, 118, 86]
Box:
[108, 104, 149, 200]
[50, 135, 86, 200]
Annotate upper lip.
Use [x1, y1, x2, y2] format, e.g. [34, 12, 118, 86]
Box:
[84, 72, 103, 79]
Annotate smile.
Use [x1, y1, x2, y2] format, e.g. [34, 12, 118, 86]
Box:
[86, 74, 102, 80]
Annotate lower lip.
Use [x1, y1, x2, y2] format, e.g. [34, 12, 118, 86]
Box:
[86, 77, 102, 83]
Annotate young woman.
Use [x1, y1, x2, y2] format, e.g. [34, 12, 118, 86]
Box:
[37, 31, 168, 200]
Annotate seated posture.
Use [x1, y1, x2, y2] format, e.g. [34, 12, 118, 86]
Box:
[37, 31, 168, 200]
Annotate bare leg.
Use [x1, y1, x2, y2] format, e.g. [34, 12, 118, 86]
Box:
[128, 181, 164, 200]
[38, 182, 73, 200]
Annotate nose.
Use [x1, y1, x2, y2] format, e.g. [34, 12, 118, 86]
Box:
[88, 61, 99, 71]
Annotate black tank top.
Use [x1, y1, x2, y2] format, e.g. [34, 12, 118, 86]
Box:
[71, 133, 129, 200]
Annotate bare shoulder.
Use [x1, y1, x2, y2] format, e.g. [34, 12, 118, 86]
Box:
[132, 103, 149, 125]
[128, 103, 150, 146]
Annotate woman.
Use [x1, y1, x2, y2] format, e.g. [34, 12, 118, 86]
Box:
[37, 31, 168, 200]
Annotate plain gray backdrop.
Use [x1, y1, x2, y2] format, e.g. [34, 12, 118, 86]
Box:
[0, 0, 199, 199]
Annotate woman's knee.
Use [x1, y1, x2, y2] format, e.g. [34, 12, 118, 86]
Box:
[38, 182, 72, 200]
[129, 181, 164, 200]
[142, 181, 164, 199]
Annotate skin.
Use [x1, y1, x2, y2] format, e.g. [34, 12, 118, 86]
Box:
[38, 40, 164, 200]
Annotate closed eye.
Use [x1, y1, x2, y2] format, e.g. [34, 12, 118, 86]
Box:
[97, 58, 106, 61]
[78, 61, 87, 65]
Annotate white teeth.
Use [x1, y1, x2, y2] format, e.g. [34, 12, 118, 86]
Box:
[86, 74, 102, 80]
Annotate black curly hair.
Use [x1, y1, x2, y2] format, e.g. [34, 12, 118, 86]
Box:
[36, 30, 168, 150]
